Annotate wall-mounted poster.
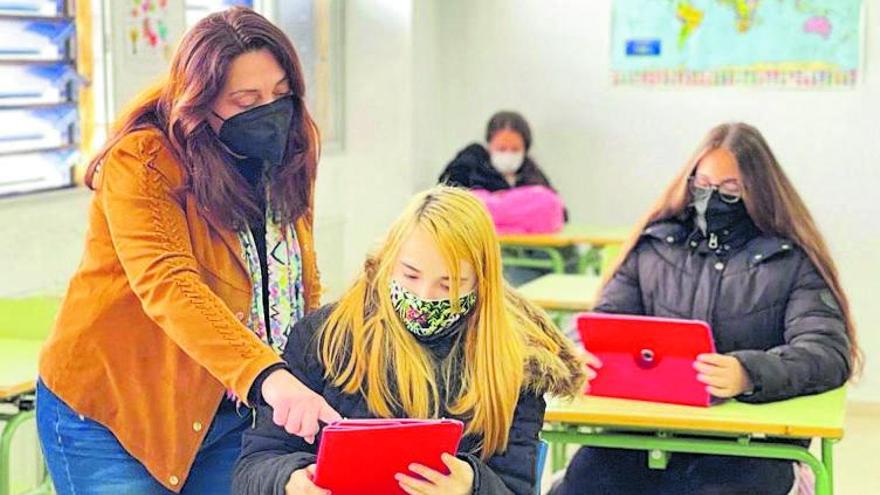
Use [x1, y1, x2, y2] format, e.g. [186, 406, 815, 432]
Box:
[611, 0, 864, 88]
[107, 0, 185, 116]
[124, 0, 174, 60]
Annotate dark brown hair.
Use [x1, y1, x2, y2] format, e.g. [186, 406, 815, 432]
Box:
[483, 110, 553, 187]
[603, 122, 861, 375]
[485, 111, 532, 150]
[85, 7, 319, 228]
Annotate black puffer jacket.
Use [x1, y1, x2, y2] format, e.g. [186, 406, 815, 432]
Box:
[233, 304, 584, 495]
[597, 219, 851, 403]
[438, 143, 554, 192]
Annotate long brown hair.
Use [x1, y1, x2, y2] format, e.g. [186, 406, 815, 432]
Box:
[85, 7, 319, 228]
[603, 122, 861, 375]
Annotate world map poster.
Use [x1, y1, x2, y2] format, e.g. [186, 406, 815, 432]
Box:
[611, 0, 863, 87]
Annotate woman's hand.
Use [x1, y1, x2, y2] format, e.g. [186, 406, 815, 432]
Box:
[396, 453, 474, 495]
[694, 353, 753, 398]
[285, 464, 330, 495]
[261, 369, 342, 443]
[582, 350, 603, 393]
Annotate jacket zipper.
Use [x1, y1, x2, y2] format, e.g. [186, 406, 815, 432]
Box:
[708, 233, 719, 250]
[705, 258, 724, 323]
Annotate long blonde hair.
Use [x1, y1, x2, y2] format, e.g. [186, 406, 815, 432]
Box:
[603, 122, 861, 375]
[320, 186, 562, 458]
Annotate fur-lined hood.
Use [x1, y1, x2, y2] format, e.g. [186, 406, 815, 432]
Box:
[512, 292, 586, 398]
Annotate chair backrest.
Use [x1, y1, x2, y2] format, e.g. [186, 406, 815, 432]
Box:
[535, 439, 550, 495]
[0, 296, 61, 340]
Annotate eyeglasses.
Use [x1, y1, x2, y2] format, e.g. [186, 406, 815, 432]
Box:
[688, 175, 742, 204]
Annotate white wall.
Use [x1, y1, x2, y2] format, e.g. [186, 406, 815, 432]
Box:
[415, 0, 880, 402]
[0, 189, 90, 296]
[314, 0, 419, 298]
[3, 0, 876, 401]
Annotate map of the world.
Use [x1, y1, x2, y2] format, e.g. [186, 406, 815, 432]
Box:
[611, 0, 863, 87]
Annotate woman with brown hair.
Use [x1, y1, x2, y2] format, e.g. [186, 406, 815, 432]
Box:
[35, 7, 339, 494]
[551, 122, 858, 495]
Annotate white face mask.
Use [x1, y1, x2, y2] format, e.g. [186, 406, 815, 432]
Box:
[489, 151, 525, 175]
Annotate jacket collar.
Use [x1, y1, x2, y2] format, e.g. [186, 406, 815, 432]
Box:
[642, 220, 689, 245]
[744, 236, 796, 267]
[642, 219, 794, 266]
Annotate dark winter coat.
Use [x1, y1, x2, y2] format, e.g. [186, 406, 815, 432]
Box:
[596, 219, 851, 403]
[438, 143, 554, 192]
[233, 304, 584, 495]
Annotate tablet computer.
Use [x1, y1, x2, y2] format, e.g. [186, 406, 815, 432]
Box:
[314, 418, 464, 494]
[577, 312, 716, 407]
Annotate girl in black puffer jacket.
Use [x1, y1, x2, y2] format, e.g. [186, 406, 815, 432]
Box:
[552, 122, 859, 495]
[234, 186, 584, 495]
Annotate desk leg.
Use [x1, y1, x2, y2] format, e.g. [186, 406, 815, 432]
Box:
[1, 410, 37, 495]
[577, 247, 601, 275]
[822, 438, 835, 491]
[544, 248, 565, 274]
[502, 246, 566, 273]
[550, 441, 567, 472]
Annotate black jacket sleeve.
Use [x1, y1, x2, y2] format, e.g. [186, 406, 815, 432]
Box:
[438, 143, 490, 188]
[460, 392, 545, 495]
[232, 307, 333, 495]
[731, 255, 851, 403]
[247, 362, 291, 405]
[593, 243, 645, 316]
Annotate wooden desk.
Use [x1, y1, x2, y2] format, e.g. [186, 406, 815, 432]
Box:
[542, 388, 847, 494]
[499, 225, 629, 275]
[517, 274, 601, 312]
[499, 225, 630, 249]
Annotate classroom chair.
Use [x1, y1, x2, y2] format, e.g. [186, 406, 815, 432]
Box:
[0, 296, 60, 495]
[535, 439, 549, 495]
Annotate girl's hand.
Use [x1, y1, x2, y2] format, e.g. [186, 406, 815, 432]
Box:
[395, 453, 474, 495]
[582, 350, 603, 393]
[694, 353, 753, 398]
[262, 369, 342, 443]
[285, 464, 330, 495]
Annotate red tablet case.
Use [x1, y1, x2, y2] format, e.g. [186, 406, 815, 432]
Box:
[313, 418, 464, 494]
[577, 313, 716, 407]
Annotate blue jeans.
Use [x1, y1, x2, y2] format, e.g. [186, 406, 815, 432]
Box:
[35, 379, 250, 495]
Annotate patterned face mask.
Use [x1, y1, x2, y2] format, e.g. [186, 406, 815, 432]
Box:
[389, 279, 477, 338]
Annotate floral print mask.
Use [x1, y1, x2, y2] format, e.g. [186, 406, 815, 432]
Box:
[389, 279, 476, 338]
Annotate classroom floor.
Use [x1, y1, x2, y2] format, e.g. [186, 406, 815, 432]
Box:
[540, 401, 880, 494]
[834, 403, 880, 494]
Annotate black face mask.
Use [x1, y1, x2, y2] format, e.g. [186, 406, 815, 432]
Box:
[691, 191, 759, 254]
[213, 95, 295, 165]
